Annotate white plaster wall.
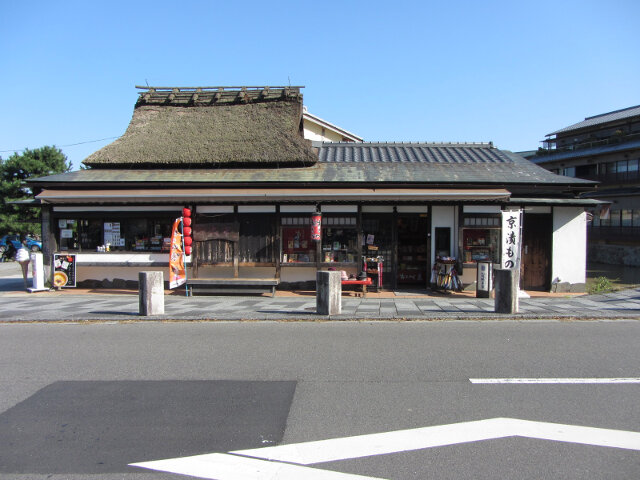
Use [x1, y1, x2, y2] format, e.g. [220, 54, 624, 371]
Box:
[75, 253, 170, 265]
[552, 207, 587, 285]
[303, 121, 344, 142]
[431, 206, 457, 263]
[73, 253, 191, 282]
[76, 266, 178, 282]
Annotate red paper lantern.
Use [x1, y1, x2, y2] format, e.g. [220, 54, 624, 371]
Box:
[311, 212, 322, 241]
[182, 207, 193, 251]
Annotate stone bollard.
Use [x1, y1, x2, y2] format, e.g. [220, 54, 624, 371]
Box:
[139, 271, 165, 316]
[494, 268, 518, 314]
[316, 270, 342, 315]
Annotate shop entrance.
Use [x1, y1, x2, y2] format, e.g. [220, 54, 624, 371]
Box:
[396, 215, 430, 287]
[521, 213, 552, 291]
[362, 214, 394, 289]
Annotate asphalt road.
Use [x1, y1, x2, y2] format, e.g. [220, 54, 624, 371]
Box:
[0, 320, 638, 479]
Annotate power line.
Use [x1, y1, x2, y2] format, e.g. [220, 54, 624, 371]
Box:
[0, 136, 120, 154]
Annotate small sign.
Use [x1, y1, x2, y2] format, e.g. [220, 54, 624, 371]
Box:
[53, 254, 76, 288]
[477, 262, 492, 298]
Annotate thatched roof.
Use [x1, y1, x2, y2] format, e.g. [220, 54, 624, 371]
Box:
[83, 86, 318, 168]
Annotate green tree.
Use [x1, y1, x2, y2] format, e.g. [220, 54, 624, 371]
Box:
[0, 146, 71, 236]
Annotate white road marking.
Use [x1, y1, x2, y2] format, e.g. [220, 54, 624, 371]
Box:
[235, 418, 640, 464]
[130, 453, 383, 479]
[470, 378, 640, 384]
[235, 418, 513, 465]
[131, 418, 640, 479]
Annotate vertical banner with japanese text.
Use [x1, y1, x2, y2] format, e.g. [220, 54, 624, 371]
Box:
[501, 210, 522, 270]
[169, 217, 186, 289]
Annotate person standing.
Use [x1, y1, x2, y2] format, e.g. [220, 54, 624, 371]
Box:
[15, 237, 31, 289]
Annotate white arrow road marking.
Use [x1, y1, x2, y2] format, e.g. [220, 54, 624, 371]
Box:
[234, 418, 640, 464]
[130, 418, 640, 479]
[130, 453, 383, 480]
[470, 378, 640, 384]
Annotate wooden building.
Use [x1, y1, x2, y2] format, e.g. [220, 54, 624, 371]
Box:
[30, 86, 598, 293]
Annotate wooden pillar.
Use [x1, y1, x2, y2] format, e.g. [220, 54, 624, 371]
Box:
[315, 206, 322, 273]
[40, 204, 55, 281]
[356, 205, 363, 272]
[233, 207, 239, 278]
[392, 206, 398, 291]
[275, 205, 281, 280]
[192, 206, 199, 279]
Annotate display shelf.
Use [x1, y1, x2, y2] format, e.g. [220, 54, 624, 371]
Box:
[430, 258, 462, 292]
[363, 256, 383, 290]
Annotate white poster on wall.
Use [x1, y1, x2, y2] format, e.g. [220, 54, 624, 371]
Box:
[501, 210, 522, 270]
[103, 222, 121, 246]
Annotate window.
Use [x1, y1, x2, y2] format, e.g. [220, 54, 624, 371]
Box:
[621, 210, 633, 227]
[575, 164, 597, 177]
[617, 160, 628, 173]
[462, 215, 501, 264]
[463, 216, 500, 227]
[321, 216, 357, 263]
[55, 215, 175, 252]
[282, 219, 315, 263]
[609, 210, 621, 227]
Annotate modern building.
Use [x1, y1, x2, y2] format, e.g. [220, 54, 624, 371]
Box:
[529, 105, 640, 265]
[29, 86, 597, 293]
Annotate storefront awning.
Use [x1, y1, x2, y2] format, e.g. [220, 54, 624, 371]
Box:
[36, 187, 511, 204]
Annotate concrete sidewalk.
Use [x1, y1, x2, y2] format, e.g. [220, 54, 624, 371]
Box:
[1, 262, 640, 322]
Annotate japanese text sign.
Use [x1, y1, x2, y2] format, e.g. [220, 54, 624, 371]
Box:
[501, 210, 521, 270]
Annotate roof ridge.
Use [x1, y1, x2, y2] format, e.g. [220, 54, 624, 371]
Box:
[584, 104, 640, 121]
[321, 141, 494, 148]
[135, 86, 304, 107]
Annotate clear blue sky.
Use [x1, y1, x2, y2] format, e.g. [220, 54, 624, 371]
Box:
[1, 0, 639, 170]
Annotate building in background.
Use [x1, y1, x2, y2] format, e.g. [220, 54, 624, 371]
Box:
[529, 105, 640, 266]
[302, 107, 363, 143]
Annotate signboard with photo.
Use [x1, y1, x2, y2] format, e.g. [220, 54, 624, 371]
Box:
[53, 254, 76, 288]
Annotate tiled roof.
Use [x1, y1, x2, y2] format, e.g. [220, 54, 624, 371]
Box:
[316, 142, 593, 185]
[548, 105, 640, 136]
[319, 142, 506, 164]
[32, 142, 594, 187]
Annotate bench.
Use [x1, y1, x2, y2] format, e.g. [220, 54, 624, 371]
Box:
[187, 278, 280, 297]
[341, 278, 373, 297]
